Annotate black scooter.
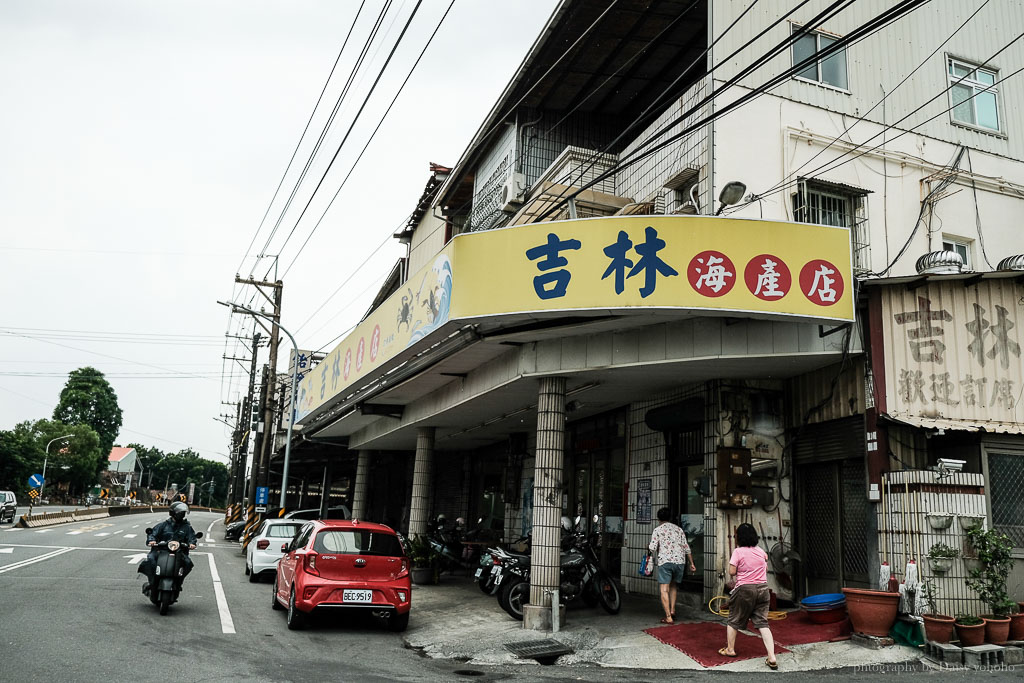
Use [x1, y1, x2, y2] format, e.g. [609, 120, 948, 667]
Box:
[143, 528, 203, 615]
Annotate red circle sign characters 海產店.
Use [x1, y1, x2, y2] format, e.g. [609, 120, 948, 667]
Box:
[356, 337, 365, 372]
[743, 254, 792, 301]
[687, 250, 736, 297]
[343, 348, 352, 380]
[370, 325, 381, 362]
[799, 259, 844, 306]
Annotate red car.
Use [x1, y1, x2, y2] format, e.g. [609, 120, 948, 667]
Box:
[272, 519, 411, 631]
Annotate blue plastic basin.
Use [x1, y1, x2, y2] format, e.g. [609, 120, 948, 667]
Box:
[801, 593, 846, 607]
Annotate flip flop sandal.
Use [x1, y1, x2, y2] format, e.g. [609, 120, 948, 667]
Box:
[766, 658, 778, 670]
[718, 648, 737, 657]
[660, 617, 674, 624]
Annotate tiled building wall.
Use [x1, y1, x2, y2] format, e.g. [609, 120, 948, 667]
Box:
[616, 77, 711, 212]
[623, 382, 712, 598]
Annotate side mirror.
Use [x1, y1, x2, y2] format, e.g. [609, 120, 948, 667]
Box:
[281, 543, 289, 553]
[145, 528, 153, 535]
[195, 531, 204, 539]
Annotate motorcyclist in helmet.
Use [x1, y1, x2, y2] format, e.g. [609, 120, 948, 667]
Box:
[138, 501, 198, 594]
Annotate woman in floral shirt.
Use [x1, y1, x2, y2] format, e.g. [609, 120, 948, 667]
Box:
[648, 507, 695, 623]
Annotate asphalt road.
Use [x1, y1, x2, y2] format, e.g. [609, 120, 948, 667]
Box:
[1, 512, 1015, 682]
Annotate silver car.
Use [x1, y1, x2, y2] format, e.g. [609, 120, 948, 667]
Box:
[0, 491, 17, 524]
[245, 519, 303, 582]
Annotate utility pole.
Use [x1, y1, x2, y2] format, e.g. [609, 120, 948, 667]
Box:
[227, 331, 260, 523]
[234, 276, 283, 546]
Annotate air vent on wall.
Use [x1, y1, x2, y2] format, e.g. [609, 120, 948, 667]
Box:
[915, 250, 964, 275]
[996, 254, 1024, 271]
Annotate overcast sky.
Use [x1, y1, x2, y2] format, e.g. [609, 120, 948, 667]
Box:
[0, 0, 558, 464]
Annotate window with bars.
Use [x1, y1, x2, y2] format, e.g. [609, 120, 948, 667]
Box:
[988, 452, 1024, 548]
[948, 57, 1000, 132]
[792, 27, 848, 90]
[793, 181, 870, 271]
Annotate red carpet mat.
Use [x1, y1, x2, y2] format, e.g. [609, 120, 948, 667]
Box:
[644, 621, 789, 667]
[769, 612, 851, 646]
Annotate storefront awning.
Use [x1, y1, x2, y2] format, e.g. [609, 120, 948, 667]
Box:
[882, 413, 1024, 435]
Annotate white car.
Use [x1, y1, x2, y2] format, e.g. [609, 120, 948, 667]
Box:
[245, 519, 304, 583]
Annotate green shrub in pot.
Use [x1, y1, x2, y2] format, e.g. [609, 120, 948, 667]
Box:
[965, 527, 1015, 617]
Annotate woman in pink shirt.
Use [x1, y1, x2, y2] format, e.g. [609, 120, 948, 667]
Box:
[719, 523, 777, 670]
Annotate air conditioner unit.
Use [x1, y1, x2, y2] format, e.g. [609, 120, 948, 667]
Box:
[501, 172, 527, 211]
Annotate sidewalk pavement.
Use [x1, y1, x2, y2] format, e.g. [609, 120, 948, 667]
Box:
[404, 575, 921, 672]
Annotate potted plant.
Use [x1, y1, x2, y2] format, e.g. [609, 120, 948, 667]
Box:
[955, 614, 986, 646]
[927, 542, 958, 574]
[1011, 604, 1024, 642]
[842, 588, 900, 637]
[920, 578, 956, 644]
[959, 514, 985, 531]
[408, 534, 440, 585]
[962, 539, 984, 573]
[925, 512, 954, 531]
[965, 527, 1015, 644]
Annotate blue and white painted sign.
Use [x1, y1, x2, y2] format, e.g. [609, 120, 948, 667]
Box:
[255, 486, 269, 505]
[29, 474, 44, 488]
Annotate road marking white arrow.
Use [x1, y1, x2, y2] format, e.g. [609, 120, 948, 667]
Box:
[124, 534, 137, 539]
[0, 548, 13, 554]
[124, 553, 148, 565]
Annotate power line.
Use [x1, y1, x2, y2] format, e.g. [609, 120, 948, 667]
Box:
[235, 1, 369, 276]
[280, 0, 457, 279]
[535, 0, 932, 223]
[255, 0, 393, 265]
[262, 0, 425, 278]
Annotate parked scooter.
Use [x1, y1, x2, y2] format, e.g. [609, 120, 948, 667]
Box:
[427, 515, 466, 573]
[143, 528, 203, 615]
[475, 536, 531, 595]
[498, 517, 621, 620]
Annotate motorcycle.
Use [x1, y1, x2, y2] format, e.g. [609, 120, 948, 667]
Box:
[143, 528, 203, 615]
[427, 515, 465, 573]
[475, 538, 530, 595]
[498, 517, 621, 621]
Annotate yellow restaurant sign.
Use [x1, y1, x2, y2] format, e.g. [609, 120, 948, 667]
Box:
[295, 215, 853, 422]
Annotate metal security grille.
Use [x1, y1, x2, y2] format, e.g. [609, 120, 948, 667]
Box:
[802, 463, 838, 578]
[841, 459, 870, 580]
[793, 181, 870, 273]
[989, 452, 1024, 547]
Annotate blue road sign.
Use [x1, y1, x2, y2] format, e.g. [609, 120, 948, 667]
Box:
[29, 474, 44, 488]
[255, 486, 269, 505]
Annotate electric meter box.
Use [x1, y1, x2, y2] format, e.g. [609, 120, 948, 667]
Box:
[716, 446, 753, 509]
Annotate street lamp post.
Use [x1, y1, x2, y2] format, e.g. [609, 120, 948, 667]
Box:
[199, 480, 215, 507]
[163, 470, 182, 504]
[39, 434, 74, 507]
[218, 300, 299, 512]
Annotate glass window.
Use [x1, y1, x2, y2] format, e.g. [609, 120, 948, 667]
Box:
[942, 238, 971, 269]
[793, 28, 848, 89]
[313, 530, 405, 557]
[948, 58, 1000, 131]
[268, 523, 302, 538]
[793, 182, 870, 271]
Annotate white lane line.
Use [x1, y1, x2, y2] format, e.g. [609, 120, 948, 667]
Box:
[95, 533, 110, 537]
[124, 534, 137, 539]
[67, 531, 83, 535]
[34, 529, 51, 533]
[0, 547, 75, 573]
[114, 530, 124, 534]
[207, 555, 235, 634]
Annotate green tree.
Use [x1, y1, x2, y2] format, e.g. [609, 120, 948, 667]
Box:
[52, 367, 123, 454]
[145, 447, 228, 507]
[125, 443, 166, 490]
[17, 420, 103, 497]
[0, 427, 41, 496]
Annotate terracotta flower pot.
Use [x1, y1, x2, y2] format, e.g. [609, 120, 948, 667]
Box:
[955, 621, 986, 647]
[1009, 613, 1024, 641]
[981, 615, 1011, 644]
[922, 614, 956, 643]
[842, 588, 900, 637]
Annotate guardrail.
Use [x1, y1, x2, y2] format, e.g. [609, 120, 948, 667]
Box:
[16, 505, 226, 528]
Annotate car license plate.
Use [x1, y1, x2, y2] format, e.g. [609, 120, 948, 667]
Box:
[474, 568, 483, 578]
[343, 589, 373, 603]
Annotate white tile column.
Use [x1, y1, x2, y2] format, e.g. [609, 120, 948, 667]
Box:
[408, 427, 435, 538]
[524, 376, 566, 631]
[351, 450, 371, 520]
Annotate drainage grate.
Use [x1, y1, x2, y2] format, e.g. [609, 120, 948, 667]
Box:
[504, 639, 574, 660]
